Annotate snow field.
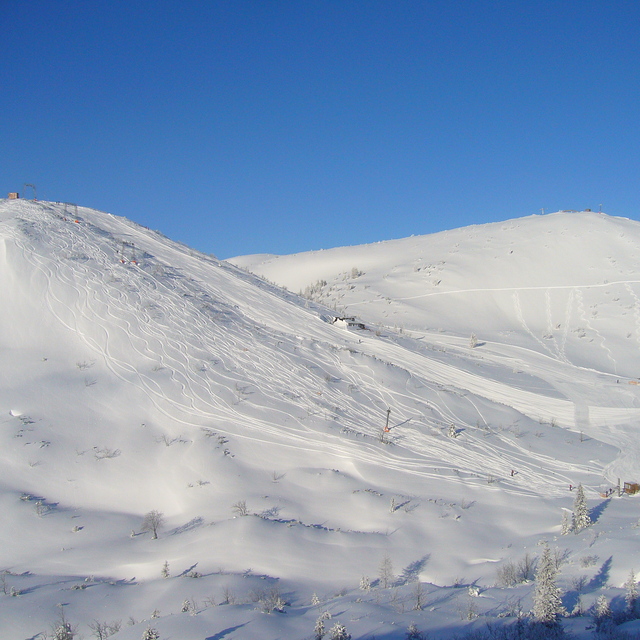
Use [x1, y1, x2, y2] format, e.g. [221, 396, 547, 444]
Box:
[1, 200, 640, 638]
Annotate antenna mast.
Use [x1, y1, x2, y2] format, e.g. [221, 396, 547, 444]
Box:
[23, 183, 37, 200]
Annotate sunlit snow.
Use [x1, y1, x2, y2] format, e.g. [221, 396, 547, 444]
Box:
[1, 200, 639, 639]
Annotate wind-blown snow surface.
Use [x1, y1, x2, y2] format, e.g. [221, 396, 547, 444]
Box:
[1, 201, 639, 639]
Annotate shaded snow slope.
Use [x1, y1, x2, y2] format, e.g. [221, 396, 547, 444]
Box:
[1, 200, 640, 639]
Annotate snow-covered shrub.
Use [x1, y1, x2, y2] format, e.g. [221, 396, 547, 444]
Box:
[141, 628, 160, 640]
[221, 586, 236, 604]
[88, 619, 122, 639]
[52, 624, 75, 640]
[412, 581, 425, 610]
[50, 608, 77, 640]
[580, 554, 599, 568]
[329, 622, 351, 640]
[406, 624, 426, 639]
[496, 554, 536, 587]
[232, 500, 249, 516]
[255, 586, 286, 613]
[460, 595, 478, 620]
[301, 279, 327, 301]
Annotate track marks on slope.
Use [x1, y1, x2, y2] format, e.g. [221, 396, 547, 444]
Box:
[4, 203, 618, 499]
[574, 289, 618, 374]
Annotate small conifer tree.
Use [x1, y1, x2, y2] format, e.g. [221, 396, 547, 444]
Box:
[329, 622, 351, 640]
[406, 623, 426, 639]
[313, 616, 326, 640]
[51, 607, 76, 640]
[52, 623, 75, 640]
[572, 485, 591, 532]
[594, 594, 612, 631]
[625, 569, 638, 617]
[532, 545, 565, 625]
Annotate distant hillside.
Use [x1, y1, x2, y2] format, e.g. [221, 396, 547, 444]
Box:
[231, 211, 640, 377]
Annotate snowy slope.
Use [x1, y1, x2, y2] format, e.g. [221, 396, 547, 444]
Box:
[1, 200, 640, 639]
[231, 211, 640, 378]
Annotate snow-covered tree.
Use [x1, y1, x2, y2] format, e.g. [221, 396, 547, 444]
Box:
[595, 594, 611, 618]
[406, 624, 426, 639]
[572, 485, 591, 532]
[359, 575, 371, 591]
[593, 594, 613, 631]
[313, 616, 326, 640]
[141, 510, 164, 539]
[560, 510, 573, 535]
[532, 545, 565, 625]
[161, 560, 169, 578]
[51, 608, 75, 640]
[141, 628, 160, 640]
[88, 619, 121, 639]
[379, 554, 394, 589]
[329, 622, 351, 640]
[625, 568, 638, 616]
[52, 623, 75, 640]
[412, 581, 425, 610]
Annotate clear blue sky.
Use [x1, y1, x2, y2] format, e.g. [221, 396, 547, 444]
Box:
[2, 1, 639, 258]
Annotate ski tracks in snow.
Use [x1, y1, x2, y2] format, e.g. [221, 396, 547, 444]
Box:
[5, 203, 636, 498]
[624, 282, 640, 348]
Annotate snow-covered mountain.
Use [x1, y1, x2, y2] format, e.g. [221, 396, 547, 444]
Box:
[1, 200, 640, 639]
[232, 211, 640, 377]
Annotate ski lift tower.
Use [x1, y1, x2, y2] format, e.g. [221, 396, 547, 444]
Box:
[23, 184, 37, 200]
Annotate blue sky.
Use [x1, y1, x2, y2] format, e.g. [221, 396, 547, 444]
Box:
[2, 1, 639, 258]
